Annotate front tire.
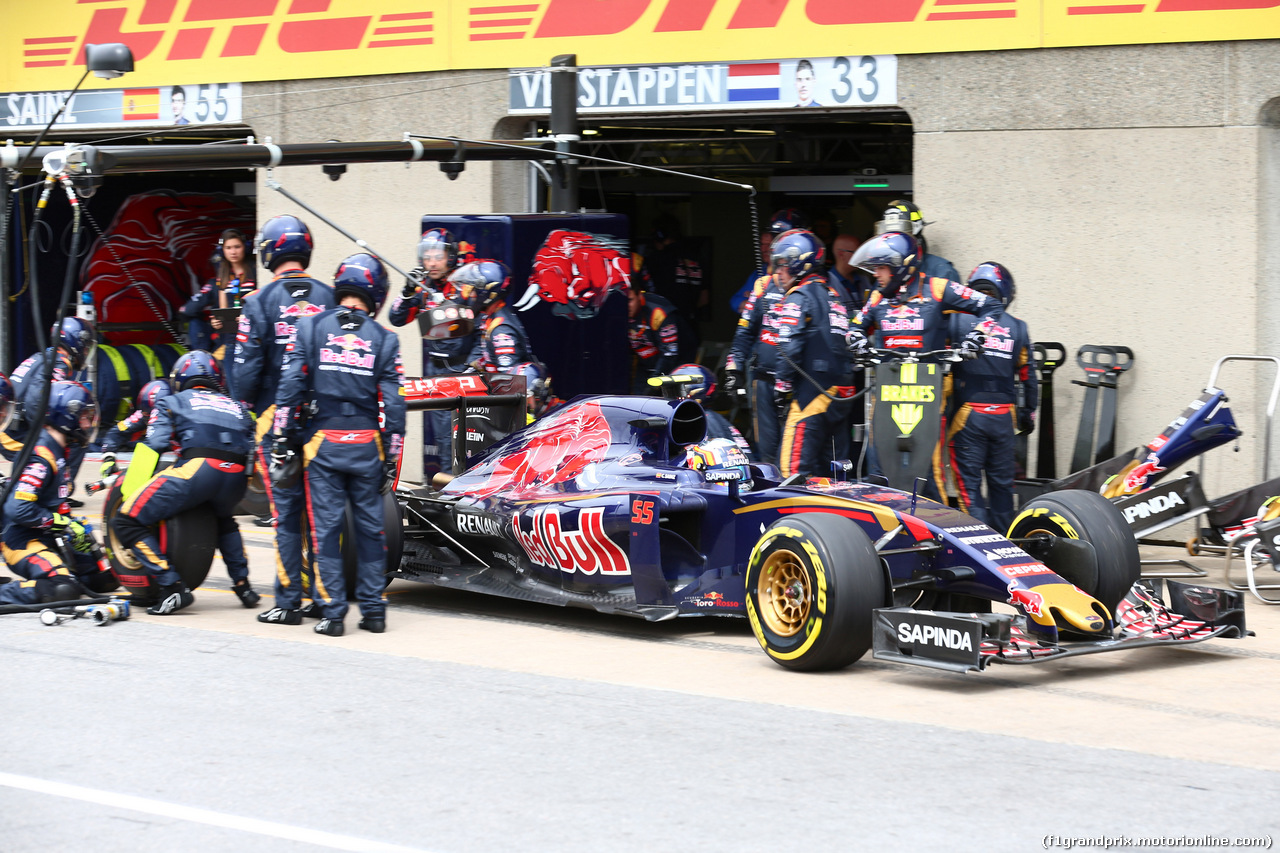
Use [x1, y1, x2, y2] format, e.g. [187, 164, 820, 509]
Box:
[745, 513, 887, 672]
[1008, 490, 1139, 615]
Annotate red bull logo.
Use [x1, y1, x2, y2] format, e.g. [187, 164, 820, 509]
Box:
[326, 333, 372, 351]
[279, 301, 323, 319]
[465, 400, 613, 498]
[979, 320, 1011, 338]
[1007, 583, 1045, 617]
[884, 304, 919, 319]
[1123, 456, 1165, 493]
[516, 230, 630, 320]
[512, 506, 629, 576]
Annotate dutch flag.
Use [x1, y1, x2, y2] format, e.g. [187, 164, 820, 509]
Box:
[727, 63, 780, 103]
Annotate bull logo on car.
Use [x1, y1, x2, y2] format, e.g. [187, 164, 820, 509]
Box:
[1007, 583, 1045, 617]
[514, 230, 629, 320]
[1123, 456, 1165, 493]
[465, 400, 613, 498]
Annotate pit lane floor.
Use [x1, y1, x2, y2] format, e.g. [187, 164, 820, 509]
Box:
[1, 486, 1278, 851]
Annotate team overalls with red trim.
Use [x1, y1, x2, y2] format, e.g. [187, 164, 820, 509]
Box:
[774, 274, 857, 478]
[231, 270, 336, 599]
[276, 307, 406, 621]
[112, 389, 255, 588]
[947, 310, 1038, 531]
[0, 433, 103, 605]
[852, 276, 1001, 499]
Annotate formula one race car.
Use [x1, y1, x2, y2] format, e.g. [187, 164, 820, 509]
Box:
[394, 392, 1249, 673]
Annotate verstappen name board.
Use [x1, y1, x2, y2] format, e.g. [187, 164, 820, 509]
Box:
[509, 56, 898, 114]
[4, 1, 1279, 92]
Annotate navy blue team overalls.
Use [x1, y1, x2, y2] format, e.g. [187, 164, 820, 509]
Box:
[727, 273, 787, 464]
[853, 276, 1000, 498]
[948, 310, 1038, 531]
[774, 274, 856, 478]
[276, 306, 405, 622]
[390, 284, 480, 476]
[232, 270, 335, 602]
[479, 304, 532, 372]
[112, 389, 255, 590]
[0, 433, 106, 604]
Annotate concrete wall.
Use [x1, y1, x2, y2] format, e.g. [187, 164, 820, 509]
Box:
[902, 41, 1280, 498]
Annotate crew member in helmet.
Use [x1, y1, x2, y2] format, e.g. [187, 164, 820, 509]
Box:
[271, 253, 405, 636]
[947, 262, 1037, 531]
[512, 361, 556, 422]
[627, 275, 689, 394]
[389, 228, 480, 476]
[669, 364, 753, 460]
[0, 381, 114, 606]
[112, 351, 259, 614]
[455, 260, 533, 373]
[847, 231, 1000, 499]
[729, 208, 807, 314]
[98, 380, 173, 477]
[771, 230, 857, 478]
[875, 200, 960, 284]
[6, 317, 96, 497]
[233, 213, 335, 557]
[686, 437, 754, 494]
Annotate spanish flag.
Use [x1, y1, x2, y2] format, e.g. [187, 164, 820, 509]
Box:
[122, 88, 160, 121]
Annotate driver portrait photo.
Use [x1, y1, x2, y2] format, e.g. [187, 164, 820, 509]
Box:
[794, 59, 820, 108]
[171, 85, 189, 125]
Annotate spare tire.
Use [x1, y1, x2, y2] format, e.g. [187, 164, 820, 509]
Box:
[103, 480, 217, 596]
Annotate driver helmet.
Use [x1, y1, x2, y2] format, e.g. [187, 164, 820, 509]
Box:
[686, 437, 753, 493]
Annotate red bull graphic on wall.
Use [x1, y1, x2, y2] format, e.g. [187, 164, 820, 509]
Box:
[81, 190, 254, 346]
[515, 230, 631, 321]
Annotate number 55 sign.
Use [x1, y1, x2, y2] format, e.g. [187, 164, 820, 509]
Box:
[509, 56, 897, 115]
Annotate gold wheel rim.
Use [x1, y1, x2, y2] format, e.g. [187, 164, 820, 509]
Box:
[757, 548, 811, 638]
[107, 523, 142, 571]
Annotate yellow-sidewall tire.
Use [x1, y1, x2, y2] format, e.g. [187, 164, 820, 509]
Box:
[745, 512, 886, 672]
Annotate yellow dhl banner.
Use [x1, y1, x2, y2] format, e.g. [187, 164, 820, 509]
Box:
[4, 0, 1278, 92]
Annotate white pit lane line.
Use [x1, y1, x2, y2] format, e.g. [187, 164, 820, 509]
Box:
[0, 771, 435, 853]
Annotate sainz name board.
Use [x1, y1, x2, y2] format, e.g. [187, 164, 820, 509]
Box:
[508, 56, 898, 115]
[0, 83, 241, 129]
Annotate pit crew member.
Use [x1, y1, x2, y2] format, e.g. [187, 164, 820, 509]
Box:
[389, 228, 479, 475]
[627, 276, 688, 393]
[98, 380, 172, 478]
[847, 231, 1000, 499]
[875, 200, 960, 284]
[947, 262, 1038, 531]
[772, 230, 857, 478]
[725, 251, 788, 464]
[273, 253, 405, 636]
[233, 213, 335, 581]
[112, 352, 260, 614]
[457, 261, 532, 374]
[0, 381, 113, 606]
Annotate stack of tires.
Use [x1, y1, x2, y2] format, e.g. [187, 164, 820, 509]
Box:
[92, 343, 187, 426]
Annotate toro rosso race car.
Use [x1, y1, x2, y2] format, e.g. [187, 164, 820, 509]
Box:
[394, 391, 1249, 673]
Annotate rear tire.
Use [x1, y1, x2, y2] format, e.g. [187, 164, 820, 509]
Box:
[341, 492, 403, 597]
[1008, 490, 1139, 615]
[745, 512, 887, 672]
[235, 465, 270, 518]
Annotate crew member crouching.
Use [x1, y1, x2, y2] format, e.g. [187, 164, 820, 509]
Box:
[0, 382, 113, 605]
[112, 351, 260, 615]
